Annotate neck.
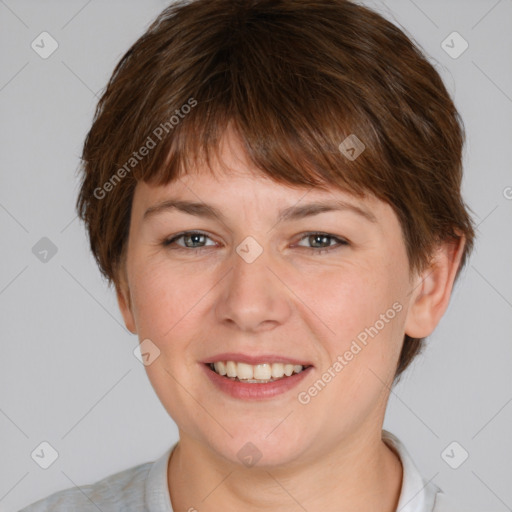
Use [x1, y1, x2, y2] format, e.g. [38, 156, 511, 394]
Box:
[168, 429, 403, 512]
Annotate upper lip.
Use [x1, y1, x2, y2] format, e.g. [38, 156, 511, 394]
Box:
[202, 352, 313, 367]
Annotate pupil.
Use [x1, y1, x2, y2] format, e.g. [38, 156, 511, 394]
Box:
[313, 235, 327, 247]
[188, 234, 202, 247]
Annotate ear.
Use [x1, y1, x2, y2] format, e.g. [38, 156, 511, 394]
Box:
[404, 235, 466, 339]
[115, 266, 137, 334]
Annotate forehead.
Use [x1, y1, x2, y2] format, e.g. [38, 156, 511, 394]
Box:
[132, 173, 397, 243]
[132, 124, 390, 223]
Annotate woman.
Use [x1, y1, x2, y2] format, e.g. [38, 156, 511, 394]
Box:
[21, 0, 476, 510]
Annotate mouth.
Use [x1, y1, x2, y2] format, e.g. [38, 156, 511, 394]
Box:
[201, 353, 315, 400]
[205, 361, 312, 383]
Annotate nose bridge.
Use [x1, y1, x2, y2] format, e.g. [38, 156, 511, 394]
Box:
[215, 235, 290, 331]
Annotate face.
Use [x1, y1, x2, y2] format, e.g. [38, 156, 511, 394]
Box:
[117, 128, 423, 468]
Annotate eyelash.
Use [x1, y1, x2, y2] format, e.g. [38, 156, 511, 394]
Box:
[161, 231, 349, 255]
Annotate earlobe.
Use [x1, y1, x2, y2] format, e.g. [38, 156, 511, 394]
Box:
[404, 236, 466, 339]
[115, 278, 137, 334]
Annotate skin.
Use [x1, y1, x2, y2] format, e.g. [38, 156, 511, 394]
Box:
[116, 126, 465, 512]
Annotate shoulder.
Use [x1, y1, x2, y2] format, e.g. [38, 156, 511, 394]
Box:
[18, 460, 152, 511]
[433, 491, 479, 512]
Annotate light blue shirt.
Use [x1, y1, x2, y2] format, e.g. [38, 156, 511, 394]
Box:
[19, 430, 471, 511]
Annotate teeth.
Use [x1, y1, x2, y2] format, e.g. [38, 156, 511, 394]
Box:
[237, 362, 253, 380]
[210, 361, 307, 382]
[214, 361, 227, 376]
[226, 361, 237, 378]
[271, 363, 285, 378]
[254, 364, 272, 380]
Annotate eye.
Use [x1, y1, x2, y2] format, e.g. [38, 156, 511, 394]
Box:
[162, 231, 216, 251]
[294, 232, 349, 255]
[162, 230, 349, 255]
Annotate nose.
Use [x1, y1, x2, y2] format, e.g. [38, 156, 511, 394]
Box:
[215, 242, 292, 332]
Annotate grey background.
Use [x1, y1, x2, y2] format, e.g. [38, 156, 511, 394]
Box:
[1, 0, 511, 510]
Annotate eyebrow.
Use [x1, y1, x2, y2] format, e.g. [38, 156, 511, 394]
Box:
[143, 198, 378, 224]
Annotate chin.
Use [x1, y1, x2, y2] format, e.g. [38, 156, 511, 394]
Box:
[206, 426, 309, 469]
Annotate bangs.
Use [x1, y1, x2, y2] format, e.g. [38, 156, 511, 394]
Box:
[121, 1, 395, 200]
[128, 81, 378, 201]
[136, 94, 372, 199]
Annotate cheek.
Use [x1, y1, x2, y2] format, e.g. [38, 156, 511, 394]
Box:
[308, 263, 396, 338]
[129, 263, 209, 420]
[130, 256, 206, 330]
[308, 261, 406, 380]
[299, 268, 405, 428]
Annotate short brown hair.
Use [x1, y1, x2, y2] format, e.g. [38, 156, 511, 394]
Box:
[77, 0, 475, 382]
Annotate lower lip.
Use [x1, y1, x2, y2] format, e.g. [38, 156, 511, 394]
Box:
[201, 363, 313, 400]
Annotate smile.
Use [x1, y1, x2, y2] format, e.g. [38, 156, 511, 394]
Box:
[202, 360, 314, 400]
[208, 361, 311, 383]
